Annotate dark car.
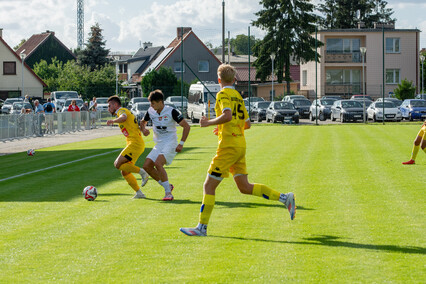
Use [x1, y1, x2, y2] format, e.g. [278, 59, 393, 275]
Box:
[266, 101, 299, 124]
[309, 98, 337, 121]
[331, 100, 365, 122]
[250, 101, 271, 122]
[289, 99, 311, 119]
[399, 99, 426, 121]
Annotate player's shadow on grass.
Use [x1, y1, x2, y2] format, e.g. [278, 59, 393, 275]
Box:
[212, 234, 425, 255]
[149, 198, 312, 211]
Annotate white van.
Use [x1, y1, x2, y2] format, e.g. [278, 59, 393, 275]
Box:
[50, 91, 79, 112]
[187, 82, 220, 123]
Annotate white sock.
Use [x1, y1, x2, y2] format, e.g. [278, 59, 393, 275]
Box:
[139, 168, 147, 176]
[161, 180, 171, 193]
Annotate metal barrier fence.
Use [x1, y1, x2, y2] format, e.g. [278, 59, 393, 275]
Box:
[0, 111, 113, 141]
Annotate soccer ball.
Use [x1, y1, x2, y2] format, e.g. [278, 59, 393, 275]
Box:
[27, 149, 35, 156]
[83, 186, 97, 201]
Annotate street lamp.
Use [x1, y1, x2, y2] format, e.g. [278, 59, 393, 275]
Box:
[20, 52, 26, 97]
[360, 47, 367, 123]
[114, 56, 120, 95]
[270, 52, 275, 101]
[420, 54, 425, 95]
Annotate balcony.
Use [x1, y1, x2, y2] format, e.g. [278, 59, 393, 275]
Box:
[325, 51, 362, 63]
[325, 83, 361, 97]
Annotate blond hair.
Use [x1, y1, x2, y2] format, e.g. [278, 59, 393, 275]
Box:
[217, 64, 236, 84]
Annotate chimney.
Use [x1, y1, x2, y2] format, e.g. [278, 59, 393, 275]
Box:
[45, 30, 55, 36]
[0, 28, 3, 38]
[143, 42, 152, 49]
[177, 27, 192, 38]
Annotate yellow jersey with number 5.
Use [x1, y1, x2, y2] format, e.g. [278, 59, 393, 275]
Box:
[115, 107, 143, 144]
[215, 87, 248, 149]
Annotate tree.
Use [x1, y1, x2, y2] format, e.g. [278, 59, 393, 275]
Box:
[394, 79, 416, 101]
[318, 0, 394, 29]
[141, 67, 178, 97]
[252, 0, 322, 94]
[78, 23, 110, 71]
[225, 34, 260, 55]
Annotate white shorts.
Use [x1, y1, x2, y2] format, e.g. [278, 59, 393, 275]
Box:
[147, 141, 178, 165]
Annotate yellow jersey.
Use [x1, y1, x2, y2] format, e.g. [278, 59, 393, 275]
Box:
[115, 107, 143, 144]
[215, 87, 248, 149]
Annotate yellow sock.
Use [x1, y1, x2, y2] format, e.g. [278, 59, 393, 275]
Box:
[411, 144, 420, 160]
[199, 194, 215, 225]
[123, 173, 139, 192]
[252, 184, 280, 201]
[119, 162, 140, 174]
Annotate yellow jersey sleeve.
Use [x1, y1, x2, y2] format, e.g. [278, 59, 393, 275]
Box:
[116, 108, 143, 144]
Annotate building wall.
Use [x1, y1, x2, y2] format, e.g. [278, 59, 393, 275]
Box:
[256, 82, 300, 101]
[300, 29, 419, 99]
[162, 33, 221, 84]
[0, 40, 44, 99]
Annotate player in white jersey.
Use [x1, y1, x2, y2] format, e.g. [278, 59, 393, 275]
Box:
[140, 90, 190, 201]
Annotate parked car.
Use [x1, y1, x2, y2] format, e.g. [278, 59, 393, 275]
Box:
[309, 98, 337, 121]
[399, 99, 426, 121]
[61, 99, 84, 112]
[246, 97, 265, 103]
[415, 94, 426, 100]
[350, 94, 374, 101]
[10, 102, 33, 114]
[282, 95, 307, 102]
[367, 101, 402, 122]
[331, 100, 365, 122]
[1, 98, 23, 114]
[289, 98, 311, 118]
[375, 97, 403, 108]
[50, 91, 79, 112]
[322, 95, 342, 100]
[243, 99, 253, 113]
[127, 97, 149, 109]
[95, 97, 109, 112]
[165, 96, 188, 115]
[250, 101, 271, 122]
[266, 101, 299, 124]
[131, 102, 151, 124]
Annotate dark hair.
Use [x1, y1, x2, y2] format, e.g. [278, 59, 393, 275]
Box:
[148, 89, 164, 102]
[107, 95, 121, 106]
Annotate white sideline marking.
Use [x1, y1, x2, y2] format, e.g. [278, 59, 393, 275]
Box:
[0, 150, 120, 182]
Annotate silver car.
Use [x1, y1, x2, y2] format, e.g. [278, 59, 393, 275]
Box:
[309, 98, 337, 121]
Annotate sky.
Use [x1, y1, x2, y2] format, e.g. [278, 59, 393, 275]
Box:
[0, 0, 425, 53]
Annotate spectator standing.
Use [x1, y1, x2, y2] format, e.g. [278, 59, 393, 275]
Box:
[33, 100, 44, 136]
[89, 97, 97, 129]
[67, 99, 80, 131]
[24, 94, 30, 102]
[43, 98, 56, 134]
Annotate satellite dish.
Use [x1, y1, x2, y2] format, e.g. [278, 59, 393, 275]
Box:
[356, 10, 361, 19]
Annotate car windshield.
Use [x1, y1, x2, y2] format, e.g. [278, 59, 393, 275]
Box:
[136, 104, 150, 111]
[257, 102, 271, 109]
[133, 97, 148, 103]
[293, 100, 311, 106]
[97, 98, 108, 104]
[4, 99, 22, 105]
[320, 99, 335, 106]
[375, 102, 395, 108]
[411, 100, 426, 107]
[170, 97, 188, 102]
[250, 97, 264, 102]
[342, 101, 362, 108]
[13, 102, 32, 109]
[274, 102, 294, 109]
[56, 92, 78, 100]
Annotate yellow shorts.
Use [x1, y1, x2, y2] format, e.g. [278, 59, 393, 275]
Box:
[208, 147, 248, 178]
[120, 141, 145, 164]
[418, 125, 426, 139]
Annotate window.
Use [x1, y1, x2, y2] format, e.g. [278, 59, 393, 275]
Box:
[326, 38, 360, 53]
[302, 70, 307, 86]
[326, 69, 360, 84]
[198, 60, 209, 72]
[386, 38, 400, 53]
[386, 69, 400, 84]
[174, 62, 185, 73]
[3, 61, 16, 75]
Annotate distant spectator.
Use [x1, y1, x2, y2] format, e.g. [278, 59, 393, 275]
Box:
[68, 99, 80, 130]
[80, 102, 89, 111]
[89, 97, 97, 129]
[43, 98, 56, 134]
[33, 100, 44, 136]
[24, 94, 29, 102]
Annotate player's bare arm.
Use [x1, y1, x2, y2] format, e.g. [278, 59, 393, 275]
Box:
[107, 114, 127, 126]
[139, 120, 150, 136]
[176, 119, 190, 152]
[200, 109, 232, 127]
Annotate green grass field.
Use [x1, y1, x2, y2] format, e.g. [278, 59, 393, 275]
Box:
[1, 124, 425, 282]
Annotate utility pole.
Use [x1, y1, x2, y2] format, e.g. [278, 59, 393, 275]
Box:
[222, 1, 225, 63]
[77, 0, 84, 49]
